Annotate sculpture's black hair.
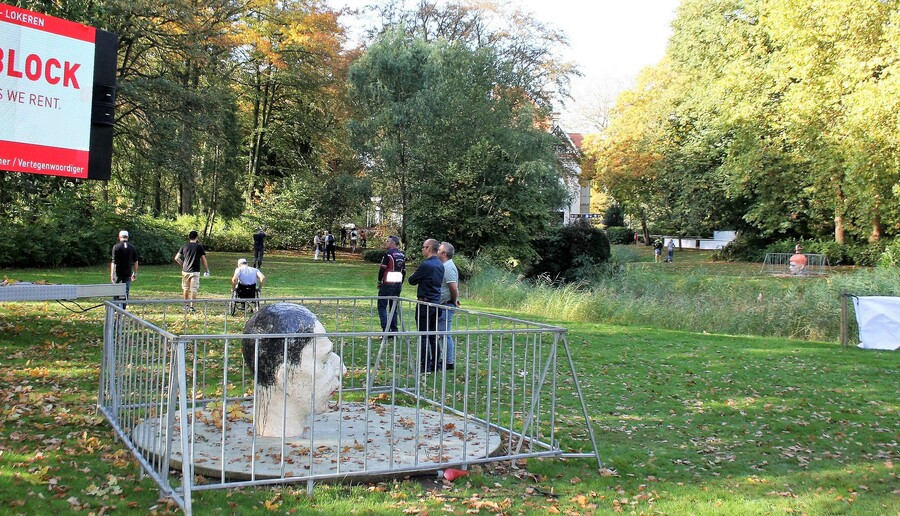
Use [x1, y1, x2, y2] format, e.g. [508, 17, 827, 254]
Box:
[242, 303, 317, 388]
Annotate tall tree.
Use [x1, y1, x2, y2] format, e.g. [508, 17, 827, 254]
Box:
[349, 30, 568, 256]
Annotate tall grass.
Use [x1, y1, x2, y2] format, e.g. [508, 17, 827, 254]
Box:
[467, 250, 900, 342]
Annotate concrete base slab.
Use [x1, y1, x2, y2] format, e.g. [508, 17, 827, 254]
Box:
[132, 401, 503, 481]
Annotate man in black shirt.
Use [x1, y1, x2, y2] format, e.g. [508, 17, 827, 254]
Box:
[377, 235, 406, 332]
[110, 230, 139, 308]
[253, 228, 266, 268]
[174, 230, 210, 311]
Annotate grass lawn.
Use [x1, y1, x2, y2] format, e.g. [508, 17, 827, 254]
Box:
[1, 251, 897, 514]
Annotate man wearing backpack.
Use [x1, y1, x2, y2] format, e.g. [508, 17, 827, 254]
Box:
[653, 239, 663, 263]
[325, 230, 336, 261]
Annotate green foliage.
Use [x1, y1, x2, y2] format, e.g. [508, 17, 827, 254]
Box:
[243, 182, 316, 251]
[0, 192, 184, 268]
[602, 204, 626, 227]
[362, 249, 383, 263]
[715, 234, 890, 267]
[409, 140, 567, 262]
[846, 240, 888, 268]
[587, 0, 900, 246]
[470, 247, 900, 341]
[128, 216, 184, 265]
[202, 227, 254, 253]
[349, 30, 570, 258]
[605, 226, 635, 245]
[878, 239, 900, 268]
[713, 233, 772, 262]
[451, 254, 474, 281]
[528, 221, 612, 282]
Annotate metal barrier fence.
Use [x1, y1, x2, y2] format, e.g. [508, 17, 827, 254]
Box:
[761, 253, 830, 276]
[98, 296, 600, 514]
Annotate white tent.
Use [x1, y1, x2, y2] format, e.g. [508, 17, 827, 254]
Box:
[853, 296, 900, 350]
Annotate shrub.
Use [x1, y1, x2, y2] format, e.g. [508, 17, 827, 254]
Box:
[796, 239, 848, 265]
[129, 216, 183, 265]
[362, 249, 383, 263]
[528, 220, 611, 282]
[877, 239, 900, 268]
[606, 226, 635, 245]
[846, 240, 887, 267]
[713, 233, 767, 262]
[0, 200, 187, 267]
[452, 254, 474, 281]
[203, 227, 253, 253]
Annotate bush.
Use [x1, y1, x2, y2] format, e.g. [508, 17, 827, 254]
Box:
[713, 233, 767, 262]
[203, 227, 253, 253]
[128, 216, 183, 265]
[452, 254, 475, 281]
[362, 249, 383, 263]
[0, 199, 187, 267]
[606, 226, 635, 245]
[877, 239, 900, 268]
[846, 241, 887, 267]
[528, 220, 611, 282]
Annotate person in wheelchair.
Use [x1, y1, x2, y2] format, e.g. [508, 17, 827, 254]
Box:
[232, 258, 265, 299]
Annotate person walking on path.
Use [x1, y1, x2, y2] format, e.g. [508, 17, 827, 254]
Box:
[666, 239, 675, 263]
[350, 227, 359, 253]
[174, 230, 210, 312]
[437, 241, 459, 370]
[408, 239, 444, 373]
[253, 228, 266, 268]
[653, 239, 663, 263]
[325, 230, 336, 261]
[377, 235, 406, 332]
[111, 230, 139, 309]
[340, 227, 347, 247]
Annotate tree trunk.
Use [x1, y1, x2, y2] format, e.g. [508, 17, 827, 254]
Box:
[834, 185, 845, 245]
[869, 210, 883, 243]
[153, 174, 162, 217]
[640, 208, 650, 245]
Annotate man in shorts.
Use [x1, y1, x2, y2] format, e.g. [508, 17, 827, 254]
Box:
[174, 230, 210, 312]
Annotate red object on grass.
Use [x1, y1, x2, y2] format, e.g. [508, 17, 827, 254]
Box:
[441, 468, 468, 481]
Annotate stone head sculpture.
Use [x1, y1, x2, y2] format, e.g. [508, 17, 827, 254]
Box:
[789, 252, 808, 275]
[242, 303, 345, 437]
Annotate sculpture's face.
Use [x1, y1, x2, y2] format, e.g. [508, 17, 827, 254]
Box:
[789, 253, 807, 275]
[282, 320, 345, 414]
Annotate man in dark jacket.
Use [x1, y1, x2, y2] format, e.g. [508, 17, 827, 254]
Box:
[253, 228, 266, 268]
[377, 236, 406, 332]
[111, 230, 139, 308]
[408, 238, 444, 373]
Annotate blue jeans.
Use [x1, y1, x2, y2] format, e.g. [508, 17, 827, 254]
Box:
[377, 295, 400, 332]
[437, 302, 455, 365]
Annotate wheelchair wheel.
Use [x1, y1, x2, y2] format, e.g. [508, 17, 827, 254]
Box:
[229, 290, 238, 316]
[248, 288, 260, 313]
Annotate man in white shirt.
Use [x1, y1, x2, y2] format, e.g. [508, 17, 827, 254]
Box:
[232, 258, 265, 298]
